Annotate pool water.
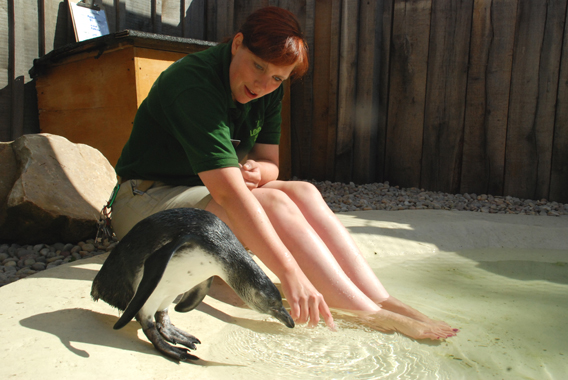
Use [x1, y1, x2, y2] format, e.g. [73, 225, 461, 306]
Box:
[216, 249, 568, 379]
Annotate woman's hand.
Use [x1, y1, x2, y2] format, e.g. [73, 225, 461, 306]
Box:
[280, 266, 336, 330]
[240, 160, 262, 190]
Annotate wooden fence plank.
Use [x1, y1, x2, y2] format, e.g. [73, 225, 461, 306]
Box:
[503, 1, 549, 200]
[10, 0, 41, 140]
[206, 0, 217, 40]
[276, 0, 317, 180]
[533, 0, 567, 199]
[217, 0, 235, 41]
[38, 0, 45, 57]
[334, 0, 358, 183]
[183, 0, 206, 39]
[234, 0, 270, 31]
[161, 0, 182, 36]
[0, 0, 10, 141]
[421, 0, 473, 194]
[206, 0, 236, 42]
[375, 0, 394, 183]
[276, 1, 296, 180]
[281, 0, 314, 179]
[41, 0, 74, 50]
[461, 0, 517, 196]
[311, 0, 334, 180]
[353, 0, 381, 183]
[121, 0, 153, 32]
[279, 80, 292, 179]
[325, 0, 340, 180]
[384, 0, 432, 189]
[550, 3, 568, 203]
[15, 0, 39, 78]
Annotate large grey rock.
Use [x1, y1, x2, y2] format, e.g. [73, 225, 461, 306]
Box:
[0, 134, 116, 244]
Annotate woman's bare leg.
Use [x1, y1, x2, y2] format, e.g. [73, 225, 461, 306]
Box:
[261, 181, 457, 332]
[261, 181, 392, 301]
[206, 186, 457, 339]
[207, 188, 381, 312]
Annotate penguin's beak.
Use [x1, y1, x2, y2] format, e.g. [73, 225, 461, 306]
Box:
[270, 306, 295, 328]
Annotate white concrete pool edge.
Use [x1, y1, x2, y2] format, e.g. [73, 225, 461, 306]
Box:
[1, 210, 567, 380]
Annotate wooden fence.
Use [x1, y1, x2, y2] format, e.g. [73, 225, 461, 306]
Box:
[2, 0, 568, 203]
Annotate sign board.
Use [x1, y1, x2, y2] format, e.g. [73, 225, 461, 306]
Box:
[68, 0, 110, 42]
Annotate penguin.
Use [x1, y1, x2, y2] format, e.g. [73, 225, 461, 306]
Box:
[91, 207, 294, 362]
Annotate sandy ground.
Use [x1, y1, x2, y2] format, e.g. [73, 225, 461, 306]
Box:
[1, 210, 567, 379]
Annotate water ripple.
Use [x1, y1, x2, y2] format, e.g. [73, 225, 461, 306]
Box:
[218, 319, 448, 379]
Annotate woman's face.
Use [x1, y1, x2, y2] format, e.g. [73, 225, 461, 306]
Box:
[230, 33, 295, 104]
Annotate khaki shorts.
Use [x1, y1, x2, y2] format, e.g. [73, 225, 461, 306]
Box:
[111, 179, 212, 240]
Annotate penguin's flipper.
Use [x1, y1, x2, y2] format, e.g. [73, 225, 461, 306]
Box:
[174, 277, 214, 313]
[114, 235, 196, 330]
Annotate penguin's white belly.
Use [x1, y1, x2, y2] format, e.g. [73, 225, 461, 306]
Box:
[137, 247, 223, 316]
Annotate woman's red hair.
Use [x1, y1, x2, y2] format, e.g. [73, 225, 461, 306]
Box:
[237, 7, 309, 80]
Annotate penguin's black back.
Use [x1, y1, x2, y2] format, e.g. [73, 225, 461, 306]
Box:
[91, 208, 252, 310]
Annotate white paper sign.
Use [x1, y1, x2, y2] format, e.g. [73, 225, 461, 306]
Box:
[70, 1, 110, 42]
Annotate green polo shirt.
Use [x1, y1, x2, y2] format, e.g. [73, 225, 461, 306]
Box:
[115, 41, 283, 187]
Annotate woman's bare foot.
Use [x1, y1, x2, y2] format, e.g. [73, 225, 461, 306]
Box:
[404, 318, 458, 340]
[377, 296, 459, 335]
[357, 307, 458, 341]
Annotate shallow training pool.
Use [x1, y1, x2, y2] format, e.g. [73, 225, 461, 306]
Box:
[3, 210, 566, 380]
[215, 248, 568, 379]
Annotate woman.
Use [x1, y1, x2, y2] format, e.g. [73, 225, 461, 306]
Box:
[111, 6, 458, 340]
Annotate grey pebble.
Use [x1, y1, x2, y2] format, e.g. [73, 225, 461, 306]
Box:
[16, 268, 36, 276]
[46, 260, 63, 269]
[82, 243, 96, 252]
[4, 265, 17, 273]
[52, 243, 65, 251]
[63, 243, 75, 252]
[24, 258, 36, 266]
[17, 249, 34, 259]
[46, 255, 64, 263]
[32, 262, 46, 271]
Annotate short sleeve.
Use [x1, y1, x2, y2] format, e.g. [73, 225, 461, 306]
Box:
[161, 85, 240, 174]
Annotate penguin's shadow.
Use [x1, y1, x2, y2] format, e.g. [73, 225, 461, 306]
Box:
[195, 302, 290, 334]
[203, 277, 292, 334]
[18, 308, 241, 366]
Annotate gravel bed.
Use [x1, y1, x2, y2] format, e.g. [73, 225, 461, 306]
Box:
[1, 179, 566, 287]
[307, 179, 568, 216]
[0, 238, 117, 287]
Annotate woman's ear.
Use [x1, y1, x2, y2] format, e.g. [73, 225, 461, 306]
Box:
[232, 32, 244, 55]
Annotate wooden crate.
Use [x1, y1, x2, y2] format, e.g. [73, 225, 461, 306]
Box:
[31, 30, 292, 179]
[32, 31, 213, 167]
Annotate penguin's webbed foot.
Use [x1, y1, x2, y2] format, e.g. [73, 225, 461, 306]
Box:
[143, 323, 199, 362]
[155, 310, 201, 350]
